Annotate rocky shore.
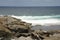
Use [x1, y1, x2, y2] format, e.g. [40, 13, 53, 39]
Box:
[0, 16, 60, 40]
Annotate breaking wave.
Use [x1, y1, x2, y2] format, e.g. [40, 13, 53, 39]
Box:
[10, 15, 60, 25]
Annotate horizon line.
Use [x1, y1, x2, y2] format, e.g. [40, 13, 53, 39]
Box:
[0, 6, 60, 7]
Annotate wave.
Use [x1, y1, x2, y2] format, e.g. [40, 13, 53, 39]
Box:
[9, 15, 60, 25]
[0, 15, 60, 25]
[11, 15, 60, 20]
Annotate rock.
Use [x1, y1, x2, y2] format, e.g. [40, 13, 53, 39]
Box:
[0, 24, 11, 33]
[31, 32, 44, 40]
[17, 36, 33, 40]
[15, 33, 31, 37]
[0, 16, 60, 40]
[0, 16, 32, 32]
[0, 16, 32, 38]
[0, 30, 12, 40]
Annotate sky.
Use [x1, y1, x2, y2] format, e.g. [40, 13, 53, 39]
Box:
[0, 0, 60, 6]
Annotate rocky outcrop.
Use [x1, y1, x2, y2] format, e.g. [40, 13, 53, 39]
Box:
[0, 16, 32, 33]
[0, 16, 60, 40]
[0, 16, 32, 40]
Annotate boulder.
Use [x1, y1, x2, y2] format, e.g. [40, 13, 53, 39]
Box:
[0, 16, 32, 39]
[0, 16, 59, 40]
[0, 16, 32, 33]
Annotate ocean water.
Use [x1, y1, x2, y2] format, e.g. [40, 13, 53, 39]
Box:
[0, 6, 60, 30]
[0, 7, 60, 16]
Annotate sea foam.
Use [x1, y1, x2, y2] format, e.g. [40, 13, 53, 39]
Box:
[11, 15, 60, 26]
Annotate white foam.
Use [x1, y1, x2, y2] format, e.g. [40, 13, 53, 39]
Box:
[11, 15, 60, 26]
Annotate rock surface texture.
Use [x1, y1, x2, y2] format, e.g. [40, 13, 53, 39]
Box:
[0, 16, 60, 40]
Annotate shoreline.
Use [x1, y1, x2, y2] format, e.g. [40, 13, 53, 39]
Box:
[0, 16, 60, 40]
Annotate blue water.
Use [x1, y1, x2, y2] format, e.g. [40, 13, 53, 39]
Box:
[0, 6, 60, 25]
[0, 6, 60, 16]
[0, 6, 60, 30]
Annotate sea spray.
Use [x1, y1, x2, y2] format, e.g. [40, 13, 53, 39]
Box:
[11, 15, 60, 25]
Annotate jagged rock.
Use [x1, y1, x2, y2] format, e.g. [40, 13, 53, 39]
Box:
[0, 16, 32, 33]
[0, 16, 60, 40]
[0, 16, 32, 40]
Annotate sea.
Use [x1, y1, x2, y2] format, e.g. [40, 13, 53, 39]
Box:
[0, 6, 60, 30]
